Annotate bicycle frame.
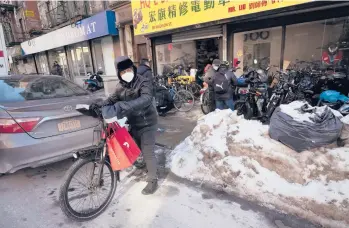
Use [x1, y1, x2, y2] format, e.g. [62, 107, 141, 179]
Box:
[73, 121, 120, 187]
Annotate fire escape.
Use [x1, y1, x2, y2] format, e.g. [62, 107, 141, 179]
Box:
[0, 0, 22, 47]
[42, 1, 107, 31]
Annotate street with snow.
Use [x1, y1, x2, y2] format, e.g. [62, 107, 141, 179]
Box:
[2, 105, 349, 228]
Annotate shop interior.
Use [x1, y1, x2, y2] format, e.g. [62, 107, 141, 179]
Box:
[232, 16, 349, 76]
[155, 38, 220, 77]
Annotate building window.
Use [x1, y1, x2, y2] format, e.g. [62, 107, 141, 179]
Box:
[47, 48, 69, 78]
[35, 52, 50, 75]
[155, 41, 197, 76]
[67, 41, 93, 77]
[284, 17, 349, 69]
[91, 39, 105, 73]
[233, 27, 282, 74]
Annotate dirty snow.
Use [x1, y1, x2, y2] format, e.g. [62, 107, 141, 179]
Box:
[169, 109, 349, 228]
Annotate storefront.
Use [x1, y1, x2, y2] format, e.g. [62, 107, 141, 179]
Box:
[131, 1, 349, 77]
[20, 10, 118, 83]
[153, 26, 223, 76]
[228, 3, 349, 76]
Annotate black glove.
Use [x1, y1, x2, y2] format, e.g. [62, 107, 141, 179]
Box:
[90, 103, 102, 118]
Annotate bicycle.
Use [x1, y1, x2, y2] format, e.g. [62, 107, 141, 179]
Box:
[154, 75, 195, 112]
[169, 81, 195, 112]
[59, 105, 122, 221]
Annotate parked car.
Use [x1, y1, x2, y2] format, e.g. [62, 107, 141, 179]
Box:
[0, 75, 105, 174]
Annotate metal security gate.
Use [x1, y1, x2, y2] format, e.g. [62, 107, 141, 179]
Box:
[172, 25, 223, 43]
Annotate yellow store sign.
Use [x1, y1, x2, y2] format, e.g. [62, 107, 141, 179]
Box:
[132, 0, 311, 35]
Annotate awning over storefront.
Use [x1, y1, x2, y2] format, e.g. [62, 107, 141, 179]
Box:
[20, 10, 118, 55]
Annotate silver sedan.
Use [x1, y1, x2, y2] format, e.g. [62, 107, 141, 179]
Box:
[0, 75, 105, 174]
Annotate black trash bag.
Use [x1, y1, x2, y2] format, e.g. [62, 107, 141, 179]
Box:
[269, 106, 343, 152]
[154, 86, 170, 107]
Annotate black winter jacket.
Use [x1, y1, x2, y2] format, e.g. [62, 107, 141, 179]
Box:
[210, 68, 236, 101]
[101, 74, 158, 130]
[137, 64, 153, 79]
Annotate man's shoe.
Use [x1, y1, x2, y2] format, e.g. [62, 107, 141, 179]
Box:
[142, 180, 158, 195]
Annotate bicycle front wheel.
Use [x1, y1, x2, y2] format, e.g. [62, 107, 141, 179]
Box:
[173, 90, 195, 112]
[59, 157, 117, 221]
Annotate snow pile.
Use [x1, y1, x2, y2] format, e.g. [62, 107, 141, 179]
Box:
[169, 109, 349, 228]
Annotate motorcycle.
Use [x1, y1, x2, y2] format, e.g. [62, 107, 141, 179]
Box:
[84, 69, 104, 92]
[235, 66, 269, 120]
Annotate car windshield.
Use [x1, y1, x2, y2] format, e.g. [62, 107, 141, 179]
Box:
[0, 77, 89, 103]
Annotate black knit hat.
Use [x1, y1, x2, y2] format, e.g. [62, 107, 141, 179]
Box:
[114, 56, 137, 84]
[115, 56, 134, 72]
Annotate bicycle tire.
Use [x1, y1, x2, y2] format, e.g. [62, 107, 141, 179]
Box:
[191, 83, 202, 98]
[201, 90, 211, 115]
[59, 157, 117, 221]
[173, 90, 195, 112]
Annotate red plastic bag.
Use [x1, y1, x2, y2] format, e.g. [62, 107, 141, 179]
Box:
[106, 122, 141, 171]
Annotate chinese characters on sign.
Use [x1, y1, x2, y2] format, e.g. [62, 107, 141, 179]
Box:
[132, 0, 311, 35]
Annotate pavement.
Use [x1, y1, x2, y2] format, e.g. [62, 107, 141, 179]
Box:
[0, 106, 319, 228]
[155, 106, 202, 149]
[0, 148, 318, 228]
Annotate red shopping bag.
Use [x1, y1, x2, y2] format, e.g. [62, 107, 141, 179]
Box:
[106, 122, 141, 171]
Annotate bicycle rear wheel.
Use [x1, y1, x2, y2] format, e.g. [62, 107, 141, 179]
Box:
[173, 90, 195, 112]
[201, 90, 211, 115]
[190, 83, 202, 98]
[59, 157, 117, 221]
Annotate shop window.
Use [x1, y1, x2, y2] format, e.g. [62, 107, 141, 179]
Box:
[92, 39, 105, 73]
[233, 27, 282, 75]
[47, 48, 69, 78]
[155, 41, 197, 76]
[67, 41, 93, 77]
[284, 17, 349, 69]
[35, 53, 50, 75]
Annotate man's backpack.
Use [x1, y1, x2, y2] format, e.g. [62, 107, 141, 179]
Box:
[214, 73, 229, 94]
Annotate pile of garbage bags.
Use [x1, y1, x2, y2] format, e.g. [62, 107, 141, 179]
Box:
[269, 101, 344, 152]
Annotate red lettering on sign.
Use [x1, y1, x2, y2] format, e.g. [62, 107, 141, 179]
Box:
[228, 6, 236, 13]
[0, 51, 3, 57]
[140, 0, 150, 9]
[154, 0, 158, 5]
[249, 1, 267, 10]
[239, 4, 246, 11]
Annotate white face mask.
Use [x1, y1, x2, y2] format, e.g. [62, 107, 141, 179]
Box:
[213, 66, 219, 71]
[121, 72, 134, 82]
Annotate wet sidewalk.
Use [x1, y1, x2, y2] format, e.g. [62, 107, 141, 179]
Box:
[155, 106, 202, 149]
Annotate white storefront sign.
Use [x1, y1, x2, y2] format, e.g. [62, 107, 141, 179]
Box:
[21, 11, 117, 55]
